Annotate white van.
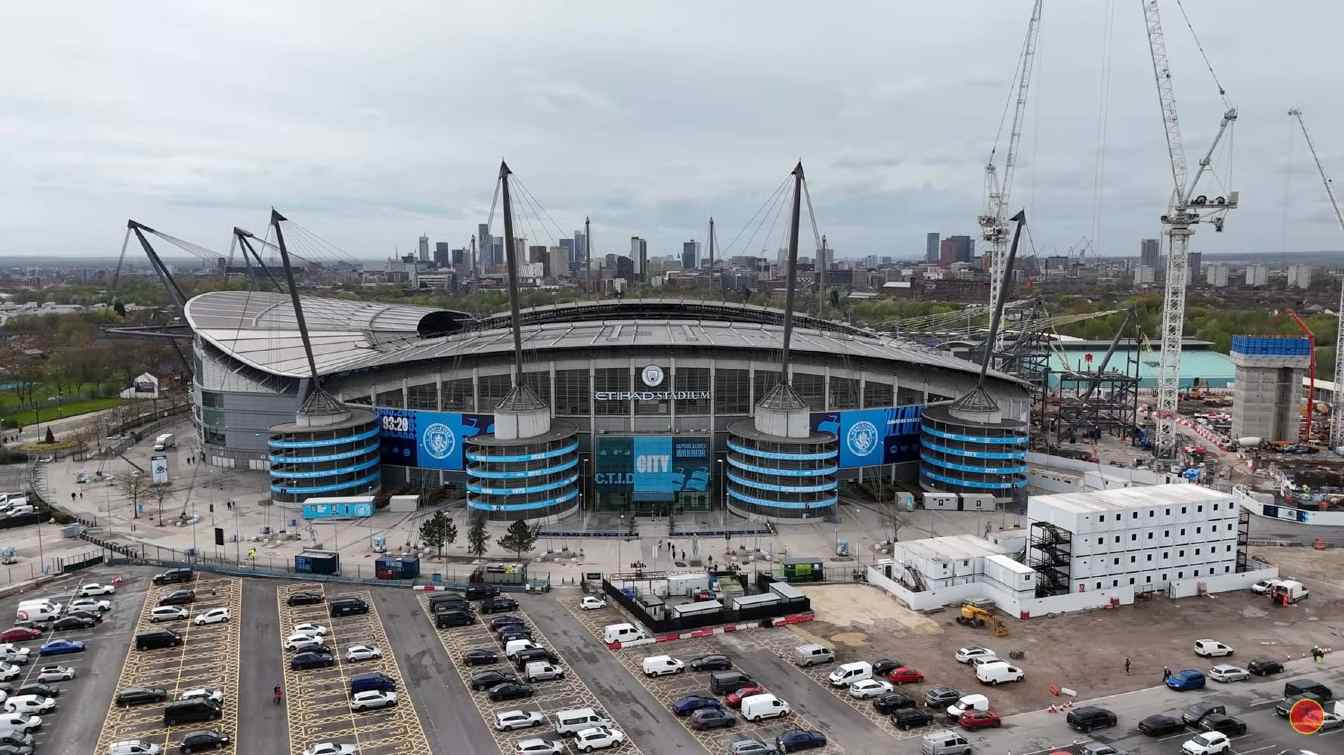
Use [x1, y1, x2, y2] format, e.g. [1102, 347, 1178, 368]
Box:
[794, 644, 835, 667]
[108, 741, 164, 755]
[945, 693, 990, 720]
[504, 640, 542, 659]
[641, 655, 684, 677]
[15, 601, 60, 624]
[920, 730, 972, 755]
[524, 662, 565, 682]
[740, 693, 791, 722]
[828, 661, 872, 687]
[602, 623, 647, 645]
[976, 661, 1024, 685]
[553, 707, 612, 737]
[153, 433, 176, 451]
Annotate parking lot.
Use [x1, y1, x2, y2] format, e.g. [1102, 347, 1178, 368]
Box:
[278, 583, 431, 755]
[93, 574, 243, 754]
[418, 591, 641, 755]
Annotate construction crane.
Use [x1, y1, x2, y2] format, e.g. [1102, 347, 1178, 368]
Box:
[1288, 108, 1344, 449]
[980, 0, 1044, 354]
[1283, 309, 1317, 441]
[1141, 0, 1239, 460]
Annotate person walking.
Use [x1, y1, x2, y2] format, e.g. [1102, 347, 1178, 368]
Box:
[1162, 666, 1171, 682]
[1124, 657, 1131, 675]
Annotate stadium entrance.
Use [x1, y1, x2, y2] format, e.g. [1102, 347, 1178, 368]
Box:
[593, 435, 712, 516]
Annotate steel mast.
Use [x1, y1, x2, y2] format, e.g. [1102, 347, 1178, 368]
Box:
[1141, 0, 1238, 460]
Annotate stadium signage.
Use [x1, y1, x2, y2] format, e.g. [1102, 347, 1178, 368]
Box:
[593, 390, 710, 401]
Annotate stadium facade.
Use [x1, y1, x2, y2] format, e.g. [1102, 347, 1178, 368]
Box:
[187, 291, 1030, 521]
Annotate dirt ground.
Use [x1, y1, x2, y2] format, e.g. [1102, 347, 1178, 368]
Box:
[792, 546, 1344, 715]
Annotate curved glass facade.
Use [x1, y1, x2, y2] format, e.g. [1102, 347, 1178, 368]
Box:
[466, 427, 580, 521]
[918, 406, 1028, 498]
[726, 421, 838, 520]
[269, 410, 382, 504]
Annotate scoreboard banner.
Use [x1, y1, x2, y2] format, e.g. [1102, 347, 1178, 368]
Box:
[810, 405, 923, 468]
[595, 435, 711, 496]
[377, 408, 494, 470]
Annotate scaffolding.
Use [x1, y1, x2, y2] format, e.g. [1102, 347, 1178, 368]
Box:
[1235, 509, 1250, 573]
[1029, 521, 1072, 598]
[1037, 369, 1140, 449]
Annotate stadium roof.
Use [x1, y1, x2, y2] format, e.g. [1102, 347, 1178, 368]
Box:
[185, 290, 1025, 386]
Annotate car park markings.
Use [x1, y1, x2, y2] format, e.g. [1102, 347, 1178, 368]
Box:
[279, 583, 430, 755]
[417, 593, 642, 755]
[93, 573, 243, 755]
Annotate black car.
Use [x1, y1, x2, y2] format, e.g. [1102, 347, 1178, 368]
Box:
[1066, 706, 1118, 733]
[465, 584, 500, 600]
[481, 597, 518, 614]
[66, 610, 103, 624]
[158, 589, 195, 606]
[776, 729, 827, 753]
[1138, 713, 1185, 736]
[1182, 702, 1226, 727]
[13, 683, 57, 699]
[690, 655, 733, 672]
[286, 591, 323, 606]
[488, 615, 526, 631]
[152, 568, 194, 585]
[470, 670, 517, 691]
[498, 628, 533, 644]
[1200, 713, 1247, 736]
[487, 682, 533, 701]
[462, 649, 499, 666]
[179, 729, 232, 752]
[690, 707, 737, 730]
[0, 745, 33, 755]
[872, 658, 904, 676]
[1248, 657, 1285, 676]
[893, 707, 934, 730]
[873, 692, 916, 714]
[117, 687, 169, 707]
[52, 616, 97, 631]
[0, 736, 31, 751]
[924, 687, 961, 707]
[291, 651, 335, 670]
[511, 647, 560, 670]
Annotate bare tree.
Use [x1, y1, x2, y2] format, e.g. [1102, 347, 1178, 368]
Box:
[149, 482, 173, 526]
[117, 472, 147, 520]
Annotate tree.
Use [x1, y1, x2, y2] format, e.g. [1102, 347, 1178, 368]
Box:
[418, 511, 457, 560]
[497, 519, 540, 560]
[467, 514, 489, 559]
[117, 472, 147, 520]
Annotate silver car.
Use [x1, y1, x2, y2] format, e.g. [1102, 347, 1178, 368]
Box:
[1207, 664, 1249, 683]
[514, 738, 564, 755]
[730, 739, 775, 755]
[494, 709, 545, 731]
[35, 665, 75, 683]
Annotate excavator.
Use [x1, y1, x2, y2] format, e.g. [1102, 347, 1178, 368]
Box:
[955, 602, 1009, 637]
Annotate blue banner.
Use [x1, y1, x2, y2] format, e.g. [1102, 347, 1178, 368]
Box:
[302, 502, 375, 519]
[376, 408, 494, 470]
[595, 435, 710, 497]
[810, 405, 923, 468]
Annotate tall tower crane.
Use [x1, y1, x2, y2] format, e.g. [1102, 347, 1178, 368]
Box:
[1289, 107, 1344, 449]
[1141, 0, 1238, 460]
[980, 0, 1044, 356]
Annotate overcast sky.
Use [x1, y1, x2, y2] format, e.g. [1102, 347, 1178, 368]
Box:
[4, 1, 1343, 261]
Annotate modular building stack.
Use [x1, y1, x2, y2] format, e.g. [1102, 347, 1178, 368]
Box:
[886, 535, 1010, 590]
[1229, 336, 1310, 442]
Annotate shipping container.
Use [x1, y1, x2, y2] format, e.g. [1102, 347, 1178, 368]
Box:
[768, 582, 804, 602]
[782, 557, 825, 583]
[294, 550, 340, 575]
[730, 593, 779, 611]
[670, 599, 723, 618]
[374, 557, 420, 580]
[388, 494, 419, 513]
[302, 495, 376, 520]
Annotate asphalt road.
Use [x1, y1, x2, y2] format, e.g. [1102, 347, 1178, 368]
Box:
[237, 578, 288, 754]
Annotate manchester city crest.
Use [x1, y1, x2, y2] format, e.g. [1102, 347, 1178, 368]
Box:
[846, 420, 878, 458]
[423, 422, 456, 460]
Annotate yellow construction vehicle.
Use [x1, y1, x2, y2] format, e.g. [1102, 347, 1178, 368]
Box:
[956, 602, 1009, 637]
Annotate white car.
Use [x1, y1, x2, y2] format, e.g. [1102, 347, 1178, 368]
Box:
[286, 635, 326, 652]
[350, 690, 397, 711]
[1207, 664, 1250, 683]
[178, 687, 224, 705]
[955, 647, 996, 664]
[573, 726, 626, 752]
[108, 743, 161, 755]
[150, 606, 188, 623]
[1251, 577, 1293, 594]
[4, 695, 54, 714]
[0, 664, 20, 681]
[970, 655, 1003, 668]
[641, 655, 685, 677]
[515, 739, 565, 755]
[494, 709, 545, 731]
[1180, 731, 1231, 754]
[294, 623, 329, 637]
[68, 598, 111, 613]
[1193, 639, 1235, 658]
[346, 645, 382, 662]
[848, 679, 894, 699]
[0, 646, 30, 663]
[580, 596, 607, 610]
[194, 608, 231, 626]
[303, 744, 357, 755]
[0, 713, 41, 731]
[77, 583, 115, 597]
[35, 665, 75, 683]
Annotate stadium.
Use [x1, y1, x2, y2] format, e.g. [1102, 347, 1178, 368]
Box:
[186, 291, 1032, 522]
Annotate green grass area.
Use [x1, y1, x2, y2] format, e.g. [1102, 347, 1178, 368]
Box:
[0, 396, 124, 430]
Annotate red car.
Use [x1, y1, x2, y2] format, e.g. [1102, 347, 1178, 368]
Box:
[960, 710, 1002, 730]
[725, 684, 766, 708]
[0, 627, 42, 642]
[887, 667, 925, 685]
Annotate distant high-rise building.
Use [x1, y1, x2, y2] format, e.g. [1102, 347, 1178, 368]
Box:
[559, 238, 575, 269]
[947, 235, 973, 263]
[631, 236, 648, 282]
[939, 239, 957, 266]
[1135, 265, 1157, 286]
[816, 242, 833, 272]
[478, 224, 493, 267]
[682, 240, 701, 270]
[492, 239, 504, 271]
[615, 255, 634, 283]
[1205, 264, 1229, 288]
[574, 230, 587, 269]
[1245, 264, 1268, 287]
[1287, 264, 1313, 289]
[926, 233, 941, 264]
[451, 247, 467, 268]
[418, 235, 430, 262]
[1186, 252, 1202, 285]
[433, 242, 450, 268]
[1139, 238, 1160, 269]
[547, 246, 566, 278]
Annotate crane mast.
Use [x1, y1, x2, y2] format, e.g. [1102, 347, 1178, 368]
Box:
[1142, 0, 1238, 460]
[1289, 107, 1344, 449]
[981, 0, 1044, 357]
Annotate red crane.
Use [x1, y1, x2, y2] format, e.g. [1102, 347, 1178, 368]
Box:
[1285, 309, 1316, 440]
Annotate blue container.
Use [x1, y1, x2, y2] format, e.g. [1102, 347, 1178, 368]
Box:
[375, 557, 420, 580]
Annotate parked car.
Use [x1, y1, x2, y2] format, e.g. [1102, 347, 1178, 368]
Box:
[481, 597, 519, 614]
[1200, 713, 1247, 737]
[1066, 706, 1117, 733]
[285, 636, 326, 653]
[290, 652, 335, 671]
[177, 729, 231, 752]
[487, 683, 533, 702]
[872, 658, 903, 676]
[1139, 713, 1185, 736]
[177, 688, 224, 706]
[489, 615, 526, 631]
[573, 726, 625, 752]
[150, 607, 188, 623]
[37, 640, 84, 656]
[1208, 664, 1250, 683]
[67, 599, 110, 613]
[157, 590, 195, 607]
[462, 649, 498, 666]
[691, 707, 737, 730]
[8, 684, 56, 700]
[77, 583, 114, 597]
[1182, 702, 1227, 727]
[152, 568, 193, 585]
[3, 696, 54, 715]
[1193, 639, 1235, 658]
[286, 591, 323, 606]
[641, 655, 685, 677]
[959, 709, 1002, 730]
[65, 610, 103, 624]
[873, 691, 916, 714]
[117, 687, 169, 707]
[892, 707, 934, 730]
[470, 670, 517, 691]
[887, 667, 926, 685]
[194, 608, 230, 626]
[33, 666, 73, 683]
[1166, 669, 1206, 691]
[302, 743, 356, 755]
[494, 710, 545, 731]
[671, 694, 722, 717]
[1180, 731, 1231, 754]
[498, 628, 534, 644]
[954, 647, 996, 664]
[1247, 657, 1284, 676]
[727, 738, 774, 755]
[689, 655, 733, 672]
[0, 665, 19, 682]
[512, 648, 560, 670]
[848, 679, 893, 699]
[0, 631, 38, 644]
[775, 729, 827, 753]
[51, 616, 96, 631]
[726, 685, 766, 708]
[349, 690, 397, 711]
[925, 687, 962, 707]
[514, 738, 565, 755]
[579, 596, 606, 610]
